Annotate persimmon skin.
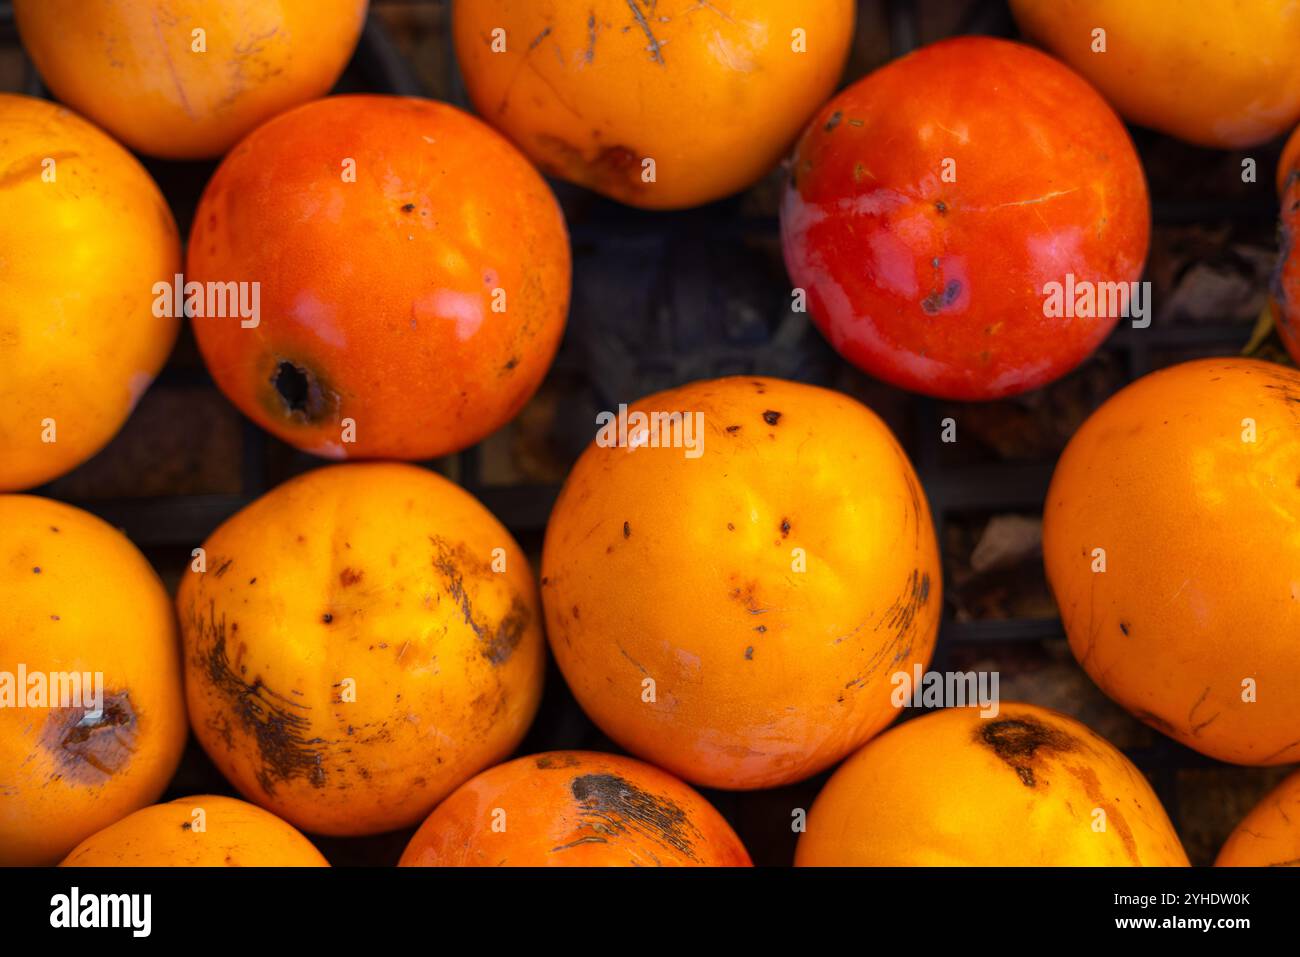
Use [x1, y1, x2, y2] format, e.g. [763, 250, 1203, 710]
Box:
[796, 704, 1189, 867]
[1011, 0, 1300, 150]
[0, 94, 180, 492]
[187, 95, 570, 461]
[452, 0, 855, 209]
[14, 0, 367, 160]
[541, 377, 941, 790]
[60, 795, 329, 867]
[400, 751, 751, 867]
[0, 496, 187, 866]
[1273, 126, 1300, 365]
[781, 37, 1149, 400]
[1044, 359, 1300, 766]
[176, 463, 546, 836]
[1216, 771, 1300, 867]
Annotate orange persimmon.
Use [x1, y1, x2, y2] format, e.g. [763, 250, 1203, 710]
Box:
[186, 94, 570, 461]
[541, 376, 941, 790]
[176, 463, 545, 836]
[1010, 0, 1300, 149]
[0, 496, 187, 866]
[60, 795, 329, 867]
[797, 704, 1189, 866]
[452, 0, 855, 208]
[0, 94, 180, 492]
[1044, 359, 1300, 765]
[1216, 770, 1300, 867]
[14, 0, 367, 159]
[400, 751, 751, 867]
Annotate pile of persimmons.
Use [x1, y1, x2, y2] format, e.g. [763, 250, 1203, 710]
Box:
[2, 0, 1299, 868]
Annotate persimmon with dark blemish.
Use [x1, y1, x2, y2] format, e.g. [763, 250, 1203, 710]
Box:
[0, 496, 186, 866]
[542, 376, 941, 789]
[1216, 769, 1300, 867]
[400, 751, 750, 866]
[452, 0, 855, 209]
[177, 463, 545, 836]
[798, 704, 1188, 866]
[187, 95, 570, 461]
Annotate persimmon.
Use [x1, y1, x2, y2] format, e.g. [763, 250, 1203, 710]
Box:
[14, 0, 367, 160]
[541, 376, 941, 790]
[1273, 125, 1300, 365]
[0, 94, 180, 492]
[1216, 770, 1300, 867]
[781, 36, 1149, 400]
[797, 704, 1188, 866]
[186, 95, 570, 461]
[60, 795, 328, 867]
[1011, 0, 1300, 149]
[176, 463, 545, 836]
[452, 0, 855, 209]
[0, 496, 187, 866]
[400, 751, 751, 867]
[1043, 359, 1300, 765]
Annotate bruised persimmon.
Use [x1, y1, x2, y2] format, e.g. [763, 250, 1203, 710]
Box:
[15, 0, 367, 160]
[0, 496, 187, 866]
[400, 751, 750, 867]
[176, 463, 545, 836]
[452, 0, 855, 209]
[541, 377, 941, 790]
[1043, 359, 1300, 766]
[1011, 0, 1300, 149]
[0, 94, 180, 492]
[186, 95, 570, 461]
[60, 795, 328, 867]
[1215, 770, 1300, 867]
[796, 704, 1188, 866]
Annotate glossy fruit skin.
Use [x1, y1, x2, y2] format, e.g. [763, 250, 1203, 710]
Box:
[452, 0, 855, 209]
[796, 704, 1189, 866]
[0, 496, 187, 866]
[60, 795, 329, 867]
[1216, 770, 1300, 867]
[781, 36, 1149, 400]
[0, 94, 180, 492]
[542, 377, 941, 790]
[1044, 359, 1300, 766]
[1011, 0, 1300, 149]
[14, 0, 367, 160]
[187, 95, 570, 461]
[400, 751, 751, 866]
[176, 463, 545, 836]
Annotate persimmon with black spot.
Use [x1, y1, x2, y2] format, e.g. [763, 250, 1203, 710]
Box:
[186, 95, 570, 461]
[797, 704, 1188, 866]
[400, 751, 750, 866]
[176, 463, 545, 835]
[542, 376, 941, 790]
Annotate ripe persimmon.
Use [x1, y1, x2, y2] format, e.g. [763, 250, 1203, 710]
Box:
[60, 795, 329, 867]
[0, 496, 187, 866]
[1216, 770, 1300, 867]
[0, 94, 180, 492]
[176, 463, 545, 836]
[781, 37, 1149, 400]
[1011, 0, 1300, 149]
[186, 95, 570, 461]
[400, 751, 751, 867]
[14, 0, 367, 159]
[1044, 359, 1300, 766]
[796, 704, 1188, 866]
[541, 377, 941, 790]
[452, 0, 855, 209]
